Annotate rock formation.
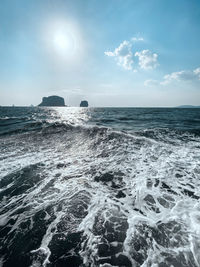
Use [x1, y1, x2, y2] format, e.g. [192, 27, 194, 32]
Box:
[38, 96, 65, 107]
[80, 100, 88, 107]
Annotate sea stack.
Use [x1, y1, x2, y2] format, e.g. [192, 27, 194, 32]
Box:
[80, 100, 88, 107]
[38, 96, 65, 107]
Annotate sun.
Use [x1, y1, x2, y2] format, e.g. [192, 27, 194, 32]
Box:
[53, 29, 75, 55]
[43, 18, 84, 65]
[44, 19, 82, 60]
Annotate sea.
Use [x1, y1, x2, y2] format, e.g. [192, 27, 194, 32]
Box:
[0, 106, 200, 267]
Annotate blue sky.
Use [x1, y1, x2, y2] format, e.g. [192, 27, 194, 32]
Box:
[0, 0, 200, 106]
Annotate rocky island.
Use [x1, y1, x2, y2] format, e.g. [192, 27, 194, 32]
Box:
[38, 96, 65, 107]
[80, 100, 89, 107]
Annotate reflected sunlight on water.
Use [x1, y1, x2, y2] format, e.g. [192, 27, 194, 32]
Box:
[49, 107, 91, 125]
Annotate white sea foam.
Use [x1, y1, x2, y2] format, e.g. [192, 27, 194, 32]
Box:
[0, 107, 200, 266]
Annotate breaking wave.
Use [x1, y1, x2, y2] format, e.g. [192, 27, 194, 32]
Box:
[0, 107, 200, 267]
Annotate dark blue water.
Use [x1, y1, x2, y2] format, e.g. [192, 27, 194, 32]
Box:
[1, 107, 200, 135]
[0, 107, 200, 267]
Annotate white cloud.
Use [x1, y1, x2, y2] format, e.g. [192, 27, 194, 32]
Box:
[135, 49, 158, 70]
[194, 67, 200, 77]
[104, 51, 114, 57]
[104, 40, 133, 70]
[144, 67, 200, 86]
[105, 38, 159, 72]
[131, 37, 144, 42]
[161, 67, 200, 85]
[144, 79, 159, 87]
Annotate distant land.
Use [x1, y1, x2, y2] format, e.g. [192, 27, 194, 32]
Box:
[38, 96, 65, 107]
[176, 105, 200, 108]
[37, 95, 90, 107]
[80, 100, 89, 107]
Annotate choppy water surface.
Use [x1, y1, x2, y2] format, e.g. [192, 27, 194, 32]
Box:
[0, 107, 200, 267]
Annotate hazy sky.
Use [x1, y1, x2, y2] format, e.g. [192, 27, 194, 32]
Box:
[0, 0, 200, 106]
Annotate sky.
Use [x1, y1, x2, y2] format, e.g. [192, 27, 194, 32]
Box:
[0, 0, 200, 107]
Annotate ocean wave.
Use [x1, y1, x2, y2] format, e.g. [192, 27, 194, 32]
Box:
[0, 107, 200, 266]
[1, 116, 200, 140]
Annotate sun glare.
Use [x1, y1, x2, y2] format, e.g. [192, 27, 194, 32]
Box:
[53, 30, 75, 54]
[44, 19, 83, 61]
